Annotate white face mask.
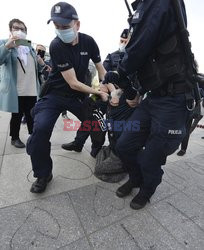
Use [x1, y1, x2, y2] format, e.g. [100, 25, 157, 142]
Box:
[12, 30, 27, 39]
[119, 43, 126, 53]
[55, 27, 77, 43]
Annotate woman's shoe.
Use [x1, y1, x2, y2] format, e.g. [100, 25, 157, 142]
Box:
[11, 139, 25, 148]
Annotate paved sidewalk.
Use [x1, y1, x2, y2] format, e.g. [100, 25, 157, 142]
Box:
[0, 111, 203, 250]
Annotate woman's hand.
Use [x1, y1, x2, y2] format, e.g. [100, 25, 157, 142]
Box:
[99, 83, 109, 93]
[110, 96, 120, 106]
[98, 91, 109, 102]
[5, 35, 19, 49]
[109, 89, 123, 106]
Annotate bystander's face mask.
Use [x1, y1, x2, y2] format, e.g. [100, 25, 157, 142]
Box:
[55, 25, 77, 43]
[119, 37, 128, 53]
[12, 30, 27, 39]
[119, 43, 126, 52]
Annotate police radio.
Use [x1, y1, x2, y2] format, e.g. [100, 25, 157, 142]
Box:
[123, 0, 135, 40]
[124, 0, 133, 25]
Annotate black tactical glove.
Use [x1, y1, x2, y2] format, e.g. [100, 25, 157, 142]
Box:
[124, 85, 138, 100]
[103, 71, 120, 85]
[117, 67, 138, 100]
[103, 69, 139, 100]
[103, 69, 130, 88]
[117, 66, 131, 88]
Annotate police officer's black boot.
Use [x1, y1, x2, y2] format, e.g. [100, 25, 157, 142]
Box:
[90, 146, 102, 158]
[130, 189, 150, 210]
[177, 149, 186, 156]
[30, 174, 53, 193]
[61, 141, 83, 152]
[116, 179, 141, 198]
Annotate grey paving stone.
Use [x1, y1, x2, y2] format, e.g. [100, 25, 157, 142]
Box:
[93, 210, 184, 250]
[69, 184, 132, 234]
[149, 192, 204, 249]
[182, 185, 204, 206]
[0, 112, 10, 133]
[192, 153, 204, 164]
[189, 153, 204, 172]
[0, 107, 204, 250]
[51, 149, 96, 172]
[0, 132, 7, 157]
[167, 140, 204, 163]
[58, 238, 91, 250]
[190, 128, 204, 148]
[185, 159, 204, 174]
[163, 163, 189, 191]
[89, 223, 141, 250]
[96, 180, 124, 193]
[0, 152, 99, 208]
[4, 114, 75, 155]
[51, 129, 76, 147]
[0, 193, 84, 249]
[0, 155, 2, 170]
[97, 173, 178, 200]
[96, 176, 178, 211]
[150, 180, 178, 204]
[84, 140, 92, 153]
[193, 139, 204, 148]
[166, 160, 204, 187]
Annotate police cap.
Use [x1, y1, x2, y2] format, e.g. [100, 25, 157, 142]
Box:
[47, 2, 78, 25]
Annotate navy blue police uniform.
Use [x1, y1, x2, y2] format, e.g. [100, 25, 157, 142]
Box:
[27, 32, 102, 179]
[104, 0, 190, 209]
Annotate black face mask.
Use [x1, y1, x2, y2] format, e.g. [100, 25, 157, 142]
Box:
[37, 50, 45, 59]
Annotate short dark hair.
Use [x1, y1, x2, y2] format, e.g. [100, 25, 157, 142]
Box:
[9, 18, 27, 32]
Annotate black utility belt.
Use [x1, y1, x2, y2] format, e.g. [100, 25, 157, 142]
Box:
[151, 82, 190, 97]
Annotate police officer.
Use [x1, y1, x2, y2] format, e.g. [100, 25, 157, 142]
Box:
[103, 0, 191, 209]
[27, 2, 108, 193]
[103, 29, 129, 72]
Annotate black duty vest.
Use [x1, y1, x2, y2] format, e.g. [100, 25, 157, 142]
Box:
[137, 34, 191, 93]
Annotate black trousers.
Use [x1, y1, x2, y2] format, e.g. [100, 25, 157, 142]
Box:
[180, 117, 193, 151]
[27, 94, 102, 177]
[180, 114, 203, 151]
[10, 96, 37, 140]
[115, 94, 188, 197]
